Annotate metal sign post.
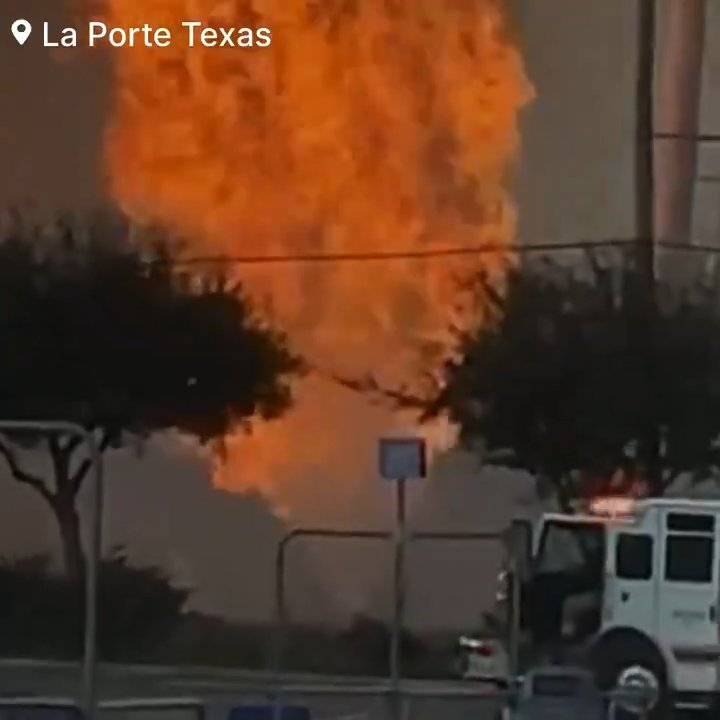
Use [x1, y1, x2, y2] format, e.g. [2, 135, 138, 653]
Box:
[0, 421, 103, 720]
[390, 473, 406, 705]
[378, 437, 426, 718]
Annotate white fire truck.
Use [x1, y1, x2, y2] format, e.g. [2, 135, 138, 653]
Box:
[464, 497, 720, 718]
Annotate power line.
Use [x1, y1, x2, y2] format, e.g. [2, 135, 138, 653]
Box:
[662, 241, 720, 254]
[171, 238, 641, 266]
[152, 238, 720, 268]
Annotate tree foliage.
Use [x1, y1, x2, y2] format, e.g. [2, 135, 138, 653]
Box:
[427, 251, 720, 506]
[0, 549, 189, 660]
[0, 215, 302, 575]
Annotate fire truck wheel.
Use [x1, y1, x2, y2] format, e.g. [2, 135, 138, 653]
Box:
[589, 633, 669, 720]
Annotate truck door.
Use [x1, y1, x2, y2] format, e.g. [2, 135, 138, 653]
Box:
[657, 511, 718, 652]
[607, 528, 657, 637]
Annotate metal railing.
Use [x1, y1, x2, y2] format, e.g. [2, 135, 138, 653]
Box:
[271, 527, 508, 719]
[272, 529, 506, 676]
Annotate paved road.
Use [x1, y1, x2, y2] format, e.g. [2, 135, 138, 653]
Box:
[0, 660, 501, 720]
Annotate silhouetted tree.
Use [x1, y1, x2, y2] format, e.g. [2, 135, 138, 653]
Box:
[0, 549, 189, 659]
[0, 215, 301, 578]
[424, 251, 720, 507]
[96, 547, 190, 659]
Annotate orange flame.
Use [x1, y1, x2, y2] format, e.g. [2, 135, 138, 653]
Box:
[101, 0, 531, 516]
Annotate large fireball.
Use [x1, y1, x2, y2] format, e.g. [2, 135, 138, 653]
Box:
[102, 0, 531, 516]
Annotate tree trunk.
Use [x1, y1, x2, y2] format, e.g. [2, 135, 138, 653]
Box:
[54, 500, 85, 582]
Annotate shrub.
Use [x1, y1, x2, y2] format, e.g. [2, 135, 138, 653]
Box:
[0, 549, 189, 660]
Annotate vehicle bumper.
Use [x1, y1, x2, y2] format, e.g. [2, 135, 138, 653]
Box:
[673, 690, 720, 711]
[672, 654, 720, 696]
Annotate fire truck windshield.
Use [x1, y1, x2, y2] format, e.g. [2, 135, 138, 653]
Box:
[535, 520, 605, 575]
[526, 519, 607, 650]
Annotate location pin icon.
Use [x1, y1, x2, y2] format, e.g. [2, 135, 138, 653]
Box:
[11, 19, 32, 46]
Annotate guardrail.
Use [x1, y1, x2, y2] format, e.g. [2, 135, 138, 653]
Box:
[99, 688, 498, 720]
[0, 658, 392, 685]
[0, 683, 656, 720]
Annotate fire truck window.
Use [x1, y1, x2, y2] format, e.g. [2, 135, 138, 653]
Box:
[616, 534, 653, 580]
[536, 521, 604, 574]
[665, 535, 714, 583]
[667, 513, 715, 533]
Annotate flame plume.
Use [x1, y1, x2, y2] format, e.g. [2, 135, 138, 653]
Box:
[102, 0, 531, 516]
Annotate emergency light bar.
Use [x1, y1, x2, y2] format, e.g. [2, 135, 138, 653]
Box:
[589, 496, 636, 518]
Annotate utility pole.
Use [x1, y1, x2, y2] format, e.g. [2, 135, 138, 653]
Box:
[654, 0, 706, 245]
[635, 0, 661, 490]
[636, 0, 655, 277]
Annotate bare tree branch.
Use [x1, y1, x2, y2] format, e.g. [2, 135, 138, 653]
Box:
[69, 428, 115, 494]
[0, 435, 53, 503]
[476, 270, 506, 319]
[62, 435, 82, 456]
[332, 373, 427, 410]
[47, 435, 72, 496]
